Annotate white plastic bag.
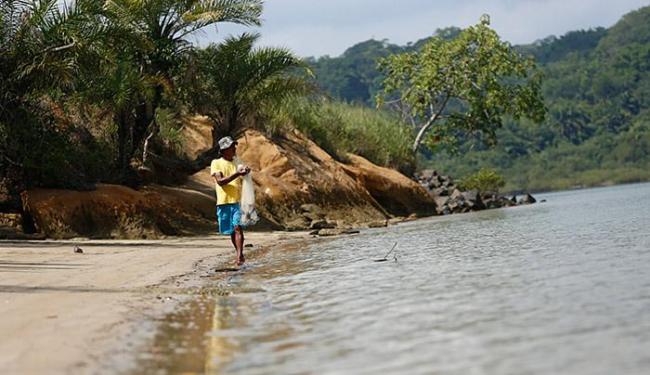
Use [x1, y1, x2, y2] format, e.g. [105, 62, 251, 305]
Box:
[236, 158, 259, 226]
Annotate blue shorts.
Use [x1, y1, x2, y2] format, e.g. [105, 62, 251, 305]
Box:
[217, 203, 242, 235]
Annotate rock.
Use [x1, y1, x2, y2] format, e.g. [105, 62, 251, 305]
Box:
[432, 187, 448, 196]
[317, 229, 338, 236]
[302, 211, 325, 222]
[434, 196, 450, 208]
[462, 190, 479, 202]
[73, 246, 83, 254]
[518, 193, 537, 205]
[416, 169, 437, 183]
[284, 217, 310, 231]
[300, 203, 323, 215]
[501, 197, 517, 207]
[367, 220, 388, 228]
[309, 220, 336, 230]
[450, 188, 464, 201]
[462, 190, 485, 210]
[387, 217, 405, 225]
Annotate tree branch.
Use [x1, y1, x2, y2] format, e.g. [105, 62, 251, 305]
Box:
[44, 41, 76, 53]
[412, 92, 451, 152]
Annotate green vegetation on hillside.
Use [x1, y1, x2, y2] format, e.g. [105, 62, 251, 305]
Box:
[268, 98, 416, 174]
[0, 0, 416, 215]
[308, 6, 650, 192]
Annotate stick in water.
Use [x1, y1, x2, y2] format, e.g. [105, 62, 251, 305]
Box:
[374, 242, 398, 262]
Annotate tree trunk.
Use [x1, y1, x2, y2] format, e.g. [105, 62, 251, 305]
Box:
[116, 111, 131, 175]
[412, 94, 450, 153]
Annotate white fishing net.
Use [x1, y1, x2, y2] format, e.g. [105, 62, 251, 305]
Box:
[235, 158, 259, 226]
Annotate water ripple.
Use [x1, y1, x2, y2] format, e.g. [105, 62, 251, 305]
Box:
[204, 184, 650, 375]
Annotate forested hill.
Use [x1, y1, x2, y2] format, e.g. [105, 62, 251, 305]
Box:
[307, 6, 650, 192]
[305, 27, 460, 104]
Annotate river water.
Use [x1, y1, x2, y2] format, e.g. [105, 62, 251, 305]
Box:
[137, 183, 650, 374]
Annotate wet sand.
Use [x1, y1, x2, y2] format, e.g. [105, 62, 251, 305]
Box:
[0, 232, 308, 374]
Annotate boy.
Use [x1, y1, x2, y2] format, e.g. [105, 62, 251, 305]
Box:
[210, 136, 250, 266]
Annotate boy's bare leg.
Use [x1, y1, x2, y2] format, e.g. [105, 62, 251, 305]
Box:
[233, 225, 245, 266]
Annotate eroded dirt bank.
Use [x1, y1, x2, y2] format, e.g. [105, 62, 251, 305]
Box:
[10, 124, 436, 240]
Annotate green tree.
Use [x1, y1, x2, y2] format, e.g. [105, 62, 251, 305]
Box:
[189, 33, 314, 153]
[1, 0, 104, 196]
[377, 15, 546, 153]
[99, 0, 263, 169]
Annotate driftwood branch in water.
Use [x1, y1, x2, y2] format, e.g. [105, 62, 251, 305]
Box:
[374, 242, 398, 262]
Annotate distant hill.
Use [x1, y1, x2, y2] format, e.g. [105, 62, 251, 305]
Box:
[306, 27, 460, 105]
[307, 6, 650, 192]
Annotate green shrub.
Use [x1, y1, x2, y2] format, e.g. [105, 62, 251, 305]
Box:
[458, 168, 506, 193]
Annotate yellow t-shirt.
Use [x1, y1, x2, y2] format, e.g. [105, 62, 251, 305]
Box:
[210, 158, 241, 205]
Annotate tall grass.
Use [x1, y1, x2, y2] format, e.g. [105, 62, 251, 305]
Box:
[266, 98, 416, 175]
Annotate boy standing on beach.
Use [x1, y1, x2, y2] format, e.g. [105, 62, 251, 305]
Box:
[211, 136, 250, 266]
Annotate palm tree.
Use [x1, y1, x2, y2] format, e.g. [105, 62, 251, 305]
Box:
[0, 0, 102, 212]
[190, 32, 314, 159]
[100, 0, 264, 166]
[1, 0, 100, 115]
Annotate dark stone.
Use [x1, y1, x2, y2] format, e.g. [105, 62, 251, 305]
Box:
[518, 193, 537, 205]
[309, 220, 336, 230]
[462, 190, 485, 210]
[433, 187, 448, 196]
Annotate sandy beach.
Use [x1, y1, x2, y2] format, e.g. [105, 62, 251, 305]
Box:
[0, 232, 309, 374]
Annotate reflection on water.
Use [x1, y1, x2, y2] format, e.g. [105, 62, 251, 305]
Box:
[136, 183, 650, 374]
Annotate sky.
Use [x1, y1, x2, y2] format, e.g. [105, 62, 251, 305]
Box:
[195, 0, 650, 58]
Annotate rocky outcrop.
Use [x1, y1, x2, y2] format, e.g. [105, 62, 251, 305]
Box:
[415, 169, 536, 214]
[339, 154, 437, 217]
[188, 129, 436, 232]
[13, 126, 439, 239]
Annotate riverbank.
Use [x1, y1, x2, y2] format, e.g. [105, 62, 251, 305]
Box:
[0, 231, 311, 374]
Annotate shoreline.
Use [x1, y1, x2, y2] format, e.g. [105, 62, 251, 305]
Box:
[0, 231, 312, 374]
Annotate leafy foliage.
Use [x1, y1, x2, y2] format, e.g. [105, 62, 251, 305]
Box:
[0, 0, 107, 190]
[188, 32, 313, 146]
[377, 16, 546, 152]
[1, 0, 265, 193]
[458, 168, 505, 193]
[308, 6, 650, 192]
[270, 98, 416, 174]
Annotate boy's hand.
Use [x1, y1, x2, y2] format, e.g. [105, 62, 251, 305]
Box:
[237, 165, 251, 176]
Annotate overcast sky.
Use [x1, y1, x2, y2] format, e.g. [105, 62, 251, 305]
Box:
[194, 0, 649, 58]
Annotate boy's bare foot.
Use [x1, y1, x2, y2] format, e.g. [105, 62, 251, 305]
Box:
[236, 256, 245, 266]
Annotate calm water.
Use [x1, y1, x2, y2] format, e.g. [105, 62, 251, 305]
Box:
[139, 183, 650, 374]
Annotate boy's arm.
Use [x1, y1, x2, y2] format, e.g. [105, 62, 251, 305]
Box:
[215, 170, 245, 186]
